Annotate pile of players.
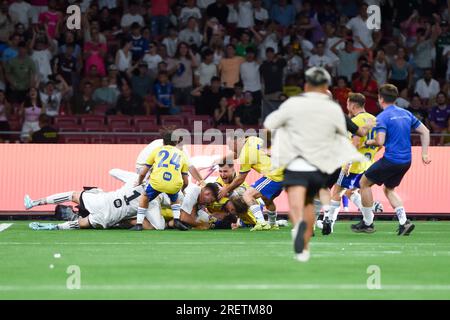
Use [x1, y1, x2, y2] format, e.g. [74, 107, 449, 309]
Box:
[26, 67, 431, 263]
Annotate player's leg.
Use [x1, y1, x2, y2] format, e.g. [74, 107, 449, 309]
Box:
[323, 184, 344, 235]
[25, 191, 80, 210]
[243, 187, 266, 224]
[248, 177, 283, 230]
[168, 192, 190, 231]
[132, 183, 162, 231]
[261, 196, 278, 228]
[352, 174, 376, 233]
[383, 161, 415, 236]
[30, 216, 90, 231]
[286, 185, 308, 259]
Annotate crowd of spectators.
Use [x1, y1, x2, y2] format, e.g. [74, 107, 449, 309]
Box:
[0, 0, 449, 145]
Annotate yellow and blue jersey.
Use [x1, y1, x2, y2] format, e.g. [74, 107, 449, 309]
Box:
[348, 112, 379, 174]
[238, 136, 284, 182]
[207, 175, 257, 226]
[146, 145, 189, 194]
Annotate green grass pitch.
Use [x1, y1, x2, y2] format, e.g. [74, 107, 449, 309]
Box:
[1, 221, 450, 300]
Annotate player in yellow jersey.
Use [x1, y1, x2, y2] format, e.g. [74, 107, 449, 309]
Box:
[207, 163, 260, 228]
[321, 93, 380, 234]
[131, 129, 190, 231]
[218, 134, 284, 231]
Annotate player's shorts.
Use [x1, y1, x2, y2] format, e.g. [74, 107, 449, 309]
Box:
[325, 168, 341, 189]
[364, 157, 411, 189]
[145, 183, 179, 202]
[336, 171, 363, 189]
[283, 169, 328, 203]
[251, 177, 283, 200]
[78, 191, 92, 218]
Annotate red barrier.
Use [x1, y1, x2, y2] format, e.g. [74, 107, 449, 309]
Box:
[0, 144, 449, 213]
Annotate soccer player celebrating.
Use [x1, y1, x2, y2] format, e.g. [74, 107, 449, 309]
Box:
[131, 129, 191, 231]
[353, 84, 431, 235]
[322, 93, 380, 235]
[217, 134, 285, 231]
[208, 163, 261, 228]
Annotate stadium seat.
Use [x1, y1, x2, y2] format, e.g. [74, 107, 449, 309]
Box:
[116, 136, 142, 144]
[134, 116, 159, 132]
[91, 135, 116, 144]
[80, 115, 105, 128]
[58, 126, 83, 132]
[8, 119, 22, 131]
[161, 115, 184, 127]
[107, 115, 132, 129]
[84, 126, 108, 132]
[60, 135, 91, 144]
[186, 115, 214, 131]
[54, 116, 79, 127]
[93, 103, 109, 116]
[110, 127, 136, 132]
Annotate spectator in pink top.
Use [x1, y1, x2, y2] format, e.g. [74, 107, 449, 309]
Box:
[19, 87, 43, 142]
[83, 27, 107, 77]
[38, 0, 61, 39]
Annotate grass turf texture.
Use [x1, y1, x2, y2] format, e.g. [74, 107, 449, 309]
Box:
[1, 221, 450, 299]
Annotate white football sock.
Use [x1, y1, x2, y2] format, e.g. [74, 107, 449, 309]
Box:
[361, 207, 374, 226]
[250, 204, 265, 223]
[313, 198, 322, 220]
[350, 192, 363, 211]
[136, 207, 146, 224]
[330, 200, 340, 221]
[322, 204, 331, 219]
[395, 206, 407, 225]
[45, 192, 74, 205]
[171, 203, 181, 220]
[267, 210, 277, 226]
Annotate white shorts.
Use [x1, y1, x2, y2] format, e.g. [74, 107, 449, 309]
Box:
[21, 121, 40, 141]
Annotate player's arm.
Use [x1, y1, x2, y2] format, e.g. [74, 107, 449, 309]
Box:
[365, 132, 385, 147]
[188, 165, 205, 186]
[414, 123, 431, 164]
[218, 171, 249, 199]
[137, 149, 157, 185]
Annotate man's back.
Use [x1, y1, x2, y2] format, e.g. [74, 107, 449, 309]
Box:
[376, 105, 421, 164]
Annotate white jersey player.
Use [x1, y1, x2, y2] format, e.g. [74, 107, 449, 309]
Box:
[25, 185, 168, 230]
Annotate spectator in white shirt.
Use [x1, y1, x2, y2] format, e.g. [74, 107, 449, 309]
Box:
[307, 41, 334, 72]
[178, 17, 203, 48]
[179, 0, 202, 26]
[236, 0, 254, 30]
[253, 0, 268, 25]
[239, 47, 262, 106]
[120, 2, 144, 30]
[414, 68, 440, 104]
[30, 29, 56, 85]
[162, 28, 179, 58]
[143, 42, 163, 75]
[195, 49, 218, 86]
[9, 0, 32, 29]
[345, 3, 375, 50]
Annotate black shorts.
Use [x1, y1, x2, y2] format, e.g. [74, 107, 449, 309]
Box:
[77, 191, 92, 218]
[325, 168, 341, 189]
[365, 157, 411, 189]
[283, 170, 328, 203]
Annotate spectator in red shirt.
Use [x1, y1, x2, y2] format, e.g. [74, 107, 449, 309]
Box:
[352, 63, 379, 115]
[227, 82, 246, 112]
[332, 76, 352, 113]
[37, 0, 61, 39]
[151, 0, 170, 38]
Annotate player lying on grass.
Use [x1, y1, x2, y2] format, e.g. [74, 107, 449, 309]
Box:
[317, 93, 381, 235]
[25, 184, 165, 230]
[130, 129, 191, 231]
[217, 134, 284, 231]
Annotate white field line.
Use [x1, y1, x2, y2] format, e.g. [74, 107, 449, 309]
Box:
[0, 223, 13, 232]
[0, 241, 450, 247]
[1, 283, 450, 292]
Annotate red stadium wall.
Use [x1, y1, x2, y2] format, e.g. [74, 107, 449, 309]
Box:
[0, 144, 449, 214]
